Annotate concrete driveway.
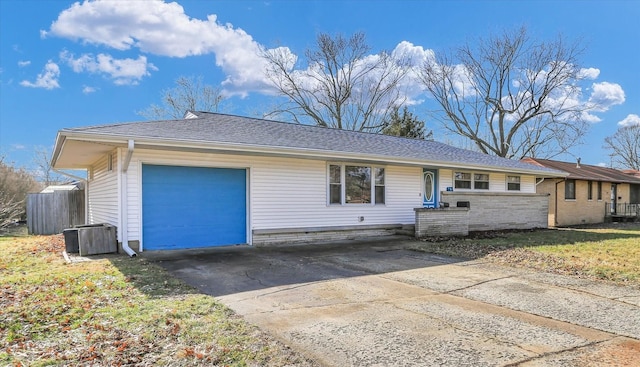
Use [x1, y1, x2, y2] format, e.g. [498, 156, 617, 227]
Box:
[148, 237, 640, 366]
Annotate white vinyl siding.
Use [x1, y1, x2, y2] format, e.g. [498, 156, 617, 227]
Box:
[87, 152, 118, 226]
[123, 149, 422, 242]
[439, 169, 454, 190]
[115, 148, 542, 243]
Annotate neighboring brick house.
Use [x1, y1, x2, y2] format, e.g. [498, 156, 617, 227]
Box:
[522, 158, 640, 226]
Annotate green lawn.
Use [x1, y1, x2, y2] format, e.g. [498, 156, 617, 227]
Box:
[411, 223, 640, 285]
[0, 231, 315, 366]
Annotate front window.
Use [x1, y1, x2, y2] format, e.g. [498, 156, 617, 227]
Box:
[454, 172, 472, 189]
[329, 165, 342, 204]
[345, 166, 371, 204]
[455, 171, 491, 190]
[565, 179, 576, 200]
[329, 164, 385, 205]
[474, 173, 489, 190]
[375, 168, 385, 204]
[507, 176, 521, 191]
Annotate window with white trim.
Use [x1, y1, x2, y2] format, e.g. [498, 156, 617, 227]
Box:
[329, 165, 342, 204]
[455, 171, 490, 190]
[107, 153, 113, 172]
[454, 172, 472, 189]
[474, 173, 489, 190]
[329, 164, 385, 205]
[507, 176, 521, 191]
[375, 168, 385, 204]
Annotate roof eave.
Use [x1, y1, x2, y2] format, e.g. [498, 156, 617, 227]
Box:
[57, 130, 567, 176]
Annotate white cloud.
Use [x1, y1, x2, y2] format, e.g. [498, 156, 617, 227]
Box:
[46, 0, 272, 95]
[82, 85, 98, 94]
[17, 60, 31, 67]
[11, 144, 26, 150]
[20, 60, 60, 89]
[589, 81, 625, 111]
[597, 162, 608, 167]
[618, 114, 640, 127]
[578, 67, 600, 80]
[60, 51, 157, 85]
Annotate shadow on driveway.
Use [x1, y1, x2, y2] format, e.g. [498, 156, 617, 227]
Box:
[142, 235, 462, 297]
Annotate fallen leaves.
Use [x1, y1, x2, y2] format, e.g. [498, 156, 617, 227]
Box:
[1, 232, 318, 366]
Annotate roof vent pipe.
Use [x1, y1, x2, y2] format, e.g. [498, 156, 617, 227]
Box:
[576, 158, 581, 168]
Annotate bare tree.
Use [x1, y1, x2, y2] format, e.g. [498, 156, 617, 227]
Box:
[418, 26, 590, 159]
[33, 146, 64, 186]
[0, 156, 41, 228]
[604, 124, 640, 170]
[138, 76, 226, 120]
[263, 32, 411, 132]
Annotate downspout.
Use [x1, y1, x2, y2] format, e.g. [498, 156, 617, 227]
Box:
[554, 179, 566, 227]
[120, 140, 137, 257]
[52, 169, 88, 225]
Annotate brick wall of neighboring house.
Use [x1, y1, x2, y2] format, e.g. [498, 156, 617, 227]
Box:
[536, 179, 632, 226]
[440, 191, 549, 231]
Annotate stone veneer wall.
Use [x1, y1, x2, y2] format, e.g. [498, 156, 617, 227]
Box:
[414, 207, 469, 237]
[441, 191, 549, 231]
[252, 224, 408, 247]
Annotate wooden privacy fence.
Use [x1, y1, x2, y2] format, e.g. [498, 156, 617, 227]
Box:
[27, 190, 85, 235]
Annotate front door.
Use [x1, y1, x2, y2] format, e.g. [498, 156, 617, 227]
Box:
[423, 169, 438, 208]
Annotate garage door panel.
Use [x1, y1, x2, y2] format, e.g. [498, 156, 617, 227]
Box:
[142, 164, 246, 250]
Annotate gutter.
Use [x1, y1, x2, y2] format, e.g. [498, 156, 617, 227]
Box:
[119, 139, 137, 257]
[554, 178, 566, 227]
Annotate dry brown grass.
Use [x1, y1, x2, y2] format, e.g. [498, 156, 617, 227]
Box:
[412, 223, 640, 285]
[0, 232, 317, 366]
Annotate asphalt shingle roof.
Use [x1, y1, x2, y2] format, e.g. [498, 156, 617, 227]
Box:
[64, 111, 562, 174]
[522, 158, 640, 184]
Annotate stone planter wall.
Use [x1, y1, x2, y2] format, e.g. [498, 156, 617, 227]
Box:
[414, 207, 469, 238]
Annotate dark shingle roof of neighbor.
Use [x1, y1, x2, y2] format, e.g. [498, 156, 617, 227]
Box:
[63, 111, 563, 174]
[522, 158, 640, 184]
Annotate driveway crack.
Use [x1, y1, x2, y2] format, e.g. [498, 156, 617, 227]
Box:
[503, 337, 616, 366]
[445, 275, 515, 294]
[244, 270, 267, 287]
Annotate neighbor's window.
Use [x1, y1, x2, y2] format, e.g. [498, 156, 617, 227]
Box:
[375, 168, 385, 204]
[474, 173, 490, 190]
[454, 172, 472, 189]
[565, 179, 576, 200]
[507, 176, 521, 191]
[597, 181, 602, 200]
[587, 180, 593, 200]
[329, 164, 384, 205]
[329, 165, 342, 204]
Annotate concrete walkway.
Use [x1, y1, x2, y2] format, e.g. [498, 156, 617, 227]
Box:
[149, 238, 640, 366]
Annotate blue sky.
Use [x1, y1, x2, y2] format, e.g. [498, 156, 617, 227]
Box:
[1, 0, 638, 173]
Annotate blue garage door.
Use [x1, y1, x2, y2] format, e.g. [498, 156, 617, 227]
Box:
[142, 164, 247, 250]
